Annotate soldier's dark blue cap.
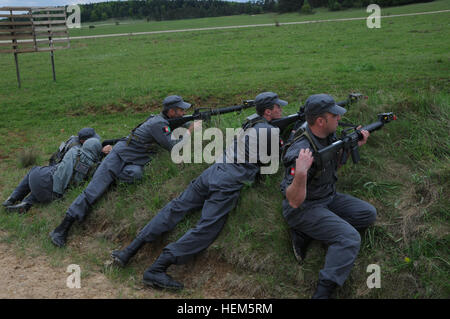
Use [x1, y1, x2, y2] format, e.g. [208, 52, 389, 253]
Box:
[163, 95, 191, 110]
[304, 94, 347, 116]
[255, 92, 288, 113]
[78, 127, 96, 141]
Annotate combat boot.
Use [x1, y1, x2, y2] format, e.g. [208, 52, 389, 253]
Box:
[312, 280, 337, 299]
[291, 229, 312, 264]
[5, 201, 32, 213]
[142, 252, 183, 290]
[2, 196, 18, 207]
[49, 215, 75, 248]
[111, 237, 145, 267]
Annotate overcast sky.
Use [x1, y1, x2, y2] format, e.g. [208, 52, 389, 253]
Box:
[0, 0, 249, 7]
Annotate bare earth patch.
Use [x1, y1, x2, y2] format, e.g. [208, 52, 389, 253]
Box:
[0, 234, 247, 299]
[0, 241, 145, 299]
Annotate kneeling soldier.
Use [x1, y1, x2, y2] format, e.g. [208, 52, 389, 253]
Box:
[49, 95, 199, 248]
[280, 94, 377, 298]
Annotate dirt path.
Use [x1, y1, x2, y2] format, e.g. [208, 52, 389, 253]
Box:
[0, 241, 148, 299]
[0, 234, 244, 299]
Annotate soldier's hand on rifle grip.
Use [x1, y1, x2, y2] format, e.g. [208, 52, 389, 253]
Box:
[188, 120, 203, 135]
[357, 126, 370, 147]
[102, 145, 112, 155]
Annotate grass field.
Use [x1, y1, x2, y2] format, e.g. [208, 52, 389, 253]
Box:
[0, 1, 449, 299]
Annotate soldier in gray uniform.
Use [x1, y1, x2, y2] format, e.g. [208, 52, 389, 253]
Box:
[2, 138, 103, 213]
[280, 94, 376, 299]
[49, 95, 197, 248]
[111, 92, 287, 290]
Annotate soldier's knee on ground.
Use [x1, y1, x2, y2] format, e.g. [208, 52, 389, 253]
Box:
[117, 165, 143, 184]
[345, 228, 361, 251]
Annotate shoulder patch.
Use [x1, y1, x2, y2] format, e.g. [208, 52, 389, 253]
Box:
[163, 126, 171, 133]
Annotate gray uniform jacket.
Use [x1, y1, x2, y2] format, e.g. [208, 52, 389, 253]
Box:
[219, 118, 280, 189]
[113, 114, 180, 166]
[280, 124, 339, 207]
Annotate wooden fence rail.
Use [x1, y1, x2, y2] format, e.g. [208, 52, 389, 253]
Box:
[0, 6, 70, 87]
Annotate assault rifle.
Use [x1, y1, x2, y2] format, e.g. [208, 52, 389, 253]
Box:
[316, 112, 397, 168]
[270, 93, 366, 134]
[167, 99, 255, 130]
[101, 100, 255, 147]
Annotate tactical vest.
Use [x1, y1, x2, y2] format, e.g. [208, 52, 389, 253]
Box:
[126, 115, 156, 146]
[49, 136, 80, 166]
[242, 113, 284, 149]
[284, 123, 338, 188]
[242, 113, 266, 130]
[122, 115, 162, 154]
[70, 149, 99, 186]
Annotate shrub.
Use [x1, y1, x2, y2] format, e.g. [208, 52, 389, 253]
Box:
[301, 0, 314, 14]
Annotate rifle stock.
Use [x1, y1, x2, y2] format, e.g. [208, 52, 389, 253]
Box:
[270, 111, 305, 132]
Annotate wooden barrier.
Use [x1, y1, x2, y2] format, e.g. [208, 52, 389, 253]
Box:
[0, 6, 70, 87]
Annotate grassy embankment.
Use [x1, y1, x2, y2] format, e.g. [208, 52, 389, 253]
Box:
[0, 1, 448, 298]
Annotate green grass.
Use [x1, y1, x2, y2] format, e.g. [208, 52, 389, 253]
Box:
[0, 1, 449, 299]
[68, 1, 450, 37]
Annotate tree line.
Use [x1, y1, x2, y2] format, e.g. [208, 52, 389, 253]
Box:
[278, 0, 434, 13]
[78, 0, 435, 22]
[80, 0, 271, 22]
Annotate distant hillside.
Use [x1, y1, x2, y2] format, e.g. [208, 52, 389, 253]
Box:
[79, 0, 273, 22]
[79, 0, 436, 23]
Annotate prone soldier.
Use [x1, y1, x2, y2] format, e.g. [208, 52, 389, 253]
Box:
[49, 95, 200, 248]
[111, 92, 286, 290]
[3, 138, 103, 213]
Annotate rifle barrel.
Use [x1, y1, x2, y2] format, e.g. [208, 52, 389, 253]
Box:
[211, 104, 247, 115]
[361, 120, 385, 133]
[336, 99, 348, 107]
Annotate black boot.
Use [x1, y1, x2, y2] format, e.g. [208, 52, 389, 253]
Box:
[142, 252, 183, 290]
[312, 280, 337, 299]
[5, 201, 32, 213]
[2, 196, 18, 207]
[291, 229, 312, 264]
[111, 238, 145, 267]
[49, 215, 75, 248]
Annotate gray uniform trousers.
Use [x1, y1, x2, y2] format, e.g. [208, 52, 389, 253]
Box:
[135, 163, 242, 265]
[283, 192, 376, 286]
[66, 150, 143, 221]
[11, 166, 57, 204]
